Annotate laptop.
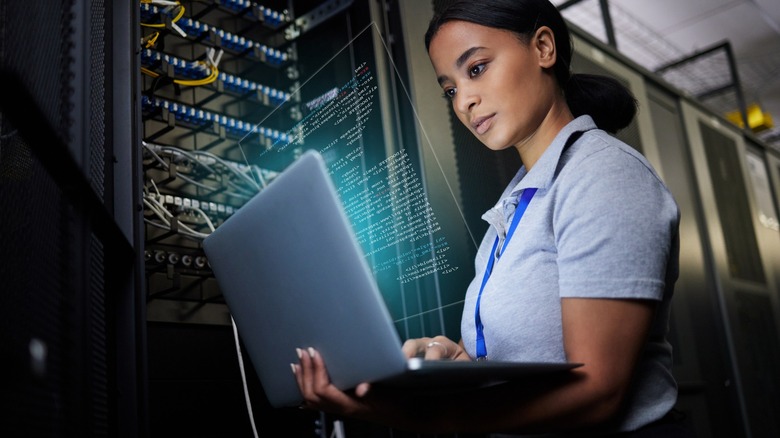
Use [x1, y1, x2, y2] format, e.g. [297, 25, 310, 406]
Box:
[202, 149, 581, 408]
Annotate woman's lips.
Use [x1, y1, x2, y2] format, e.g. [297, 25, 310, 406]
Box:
[472, 114, 495, 135]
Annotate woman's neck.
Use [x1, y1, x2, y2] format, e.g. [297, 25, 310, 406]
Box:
[515, 98, 574, 171]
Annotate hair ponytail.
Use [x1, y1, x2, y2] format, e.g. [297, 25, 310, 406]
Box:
[564, 73, 637, 134]
[426, 0, 638, 134]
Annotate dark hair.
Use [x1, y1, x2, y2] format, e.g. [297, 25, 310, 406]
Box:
[425, 0, 637, 134]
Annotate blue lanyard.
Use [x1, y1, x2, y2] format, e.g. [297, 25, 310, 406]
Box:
[474, 187, 537, 360]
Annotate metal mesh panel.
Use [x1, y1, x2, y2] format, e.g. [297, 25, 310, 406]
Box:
[0, 0, 114, 434]
[658, 49, 732, 98]
[0, 1, 71, 142]
[89, 233, 108, 437]
[89, 0, 107, 200]
[0, 118, 68, 437]
[0, 2, 73, 436]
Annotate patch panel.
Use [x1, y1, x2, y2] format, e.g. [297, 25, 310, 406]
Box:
[142, 95, 290, 144]
[139, 47, 292, 105]
[140, 1, 291, 33]
[154, 14, 291, 65]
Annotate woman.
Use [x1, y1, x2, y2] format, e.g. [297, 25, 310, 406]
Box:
[293, 0, 685, 435]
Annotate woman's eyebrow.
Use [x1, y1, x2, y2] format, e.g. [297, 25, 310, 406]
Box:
[436, 46, 486, 86]
[456, 46, 485, 69]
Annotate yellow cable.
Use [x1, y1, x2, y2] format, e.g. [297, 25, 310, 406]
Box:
[174, 63, 219, 86]
[140, 0, 217, 88]
[171, 3, 185, 23]
[140, 62, 218, 87]
[142, 31, 160, 48]
[141, 67, 160, 78]
[140, 1, 185, 29]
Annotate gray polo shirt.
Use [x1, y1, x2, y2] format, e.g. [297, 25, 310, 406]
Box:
[461, 115, 680, 433]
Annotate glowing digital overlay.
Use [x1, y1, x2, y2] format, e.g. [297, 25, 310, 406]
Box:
[238, 23, 477, 341]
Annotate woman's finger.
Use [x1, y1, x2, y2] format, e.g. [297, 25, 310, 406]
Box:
[296, 347, 318, 403]
[424, 340, 450, 359]
[401, 337, 431, 358]
[308, 347, 332, 395]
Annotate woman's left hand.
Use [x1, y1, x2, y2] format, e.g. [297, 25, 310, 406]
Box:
[293, 347, 378, 418]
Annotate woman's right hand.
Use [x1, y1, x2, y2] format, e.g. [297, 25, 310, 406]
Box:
[401, 336, 470, 361]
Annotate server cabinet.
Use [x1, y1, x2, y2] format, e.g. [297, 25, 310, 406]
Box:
[645, 85, 741, 438]
[0, 0, 144, 437]
[766, 153, 780, 217]
[682, 102, 780, 438]
[744, 143, 780, 304]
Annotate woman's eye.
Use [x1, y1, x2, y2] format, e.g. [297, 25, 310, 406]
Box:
[468, 63, 486, 77]
[442, 88, 457, 100]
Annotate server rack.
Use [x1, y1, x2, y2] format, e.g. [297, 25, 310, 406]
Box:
[1, 1, 144, 437]
[681, 103, 780, 438]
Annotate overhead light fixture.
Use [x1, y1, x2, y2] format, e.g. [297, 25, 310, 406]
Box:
[726, 103, 774, 133]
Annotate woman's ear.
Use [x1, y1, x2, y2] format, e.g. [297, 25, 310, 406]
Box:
[533, 26, 557, 69]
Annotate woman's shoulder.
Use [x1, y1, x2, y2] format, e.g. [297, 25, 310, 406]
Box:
[564, 129, 660, 180]
[554, 129, 676, 211]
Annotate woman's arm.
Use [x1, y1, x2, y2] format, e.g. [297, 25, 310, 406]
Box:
[293, 296, 655, 435]
[449, 297, 656, 434]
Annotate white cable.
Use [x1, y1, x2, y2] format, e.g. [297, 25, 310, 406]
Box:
[143, 218, 208, 240]
[189, 205, 216, 232]
[231, 316, 259, 438]
[144, 141, 262, 193]
[158, 145, 218, 175]
[175, 173, 220, 192]
[174, 206, 215, 234]
[253, 167, 268, 189]
[142, 141, 170, 169]
[143, 194, 211, 239]
[331, 420, 345, 438]
[177, 174, 252, 199]
[143, 198, 170, 226]
[169, 21, 186, 37]
[144, 194, 173, 218]
[191, 149, 262, 191]
[226, 179, 257, 197]
[150, 178, 162, 197]
[213, 48, 224, 68]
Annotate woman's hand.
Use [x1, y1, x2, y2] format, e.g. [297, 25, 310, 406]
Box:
[292, 345, 462, 433]
[292, 347, 374, 417]
[401, 336, 470, 361]
[292, 335, 468, 420]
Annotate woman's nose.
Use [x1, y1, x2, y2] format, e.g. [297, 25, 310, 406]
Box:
[454, 88, 479, 115]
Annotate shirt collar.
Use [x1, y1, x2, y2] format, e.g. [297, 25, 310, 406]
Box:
[481, 115, 597, 235]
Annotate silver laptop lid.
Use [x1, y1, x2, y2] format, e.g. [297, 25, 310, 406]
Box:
[203, 150, 408, 407]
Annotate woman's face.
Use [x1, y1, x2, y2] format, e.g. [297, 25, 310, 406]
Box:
[428, 20, 558, 153]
